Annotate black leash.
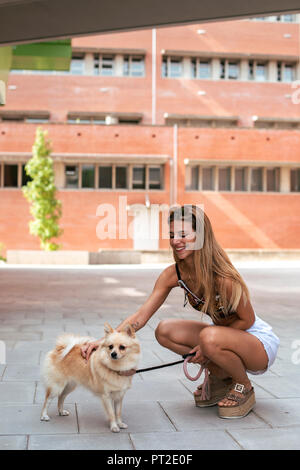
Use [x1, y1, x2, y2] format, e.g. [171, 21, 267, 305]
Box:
[135, 352, 196, 374]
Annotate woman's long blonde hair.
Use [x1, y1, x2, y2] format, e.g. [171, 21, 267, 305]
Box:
[168, 205, 250, 322]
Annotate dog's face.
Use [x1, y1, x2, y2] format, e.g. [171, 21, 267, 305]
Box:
[99, 323, 141, 371]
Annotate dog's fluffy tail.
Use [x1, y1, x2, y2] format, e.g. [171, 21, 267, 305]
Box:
[55, 334, 96, 360]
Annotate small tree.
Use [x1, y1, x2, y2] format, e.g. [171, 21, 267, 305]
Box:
[22, 127, 63, 251]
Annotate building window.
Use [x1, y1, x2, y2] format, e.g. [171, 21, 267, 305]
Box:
[250, 168, 263, 191]
[4, 164, 18, 187]
[99, 166, 113, 188]
[234, 167, 247, 191]
[101, 55, 115, 76]
[82, 165, 95, 188]
[116, 166, 127, 189]
[266, 167, 280, 192]
[291, 168, 300, 192]
[70, 55, 85, 75]
[123, 56, 145, 77]
[149, 166, 162, 190]
[202, 167, 214, 190]
[93, 54, 115, 76]
[191, 58, 211, 79]
[220, 60, 240, 80]
[249, 61, 268, 81]
[277, 62, 296, 82]
[162, 56, 183, 78]
[185, 166, 199, 190]
[65, 165, 79, 188]
[132, 166, 146, 189]
[218, 167, 231, 191]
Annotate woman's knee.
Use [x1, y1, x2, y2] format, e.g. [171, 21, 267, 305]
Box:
[199, 326, 221, 356]
[155, 319, 175, 344]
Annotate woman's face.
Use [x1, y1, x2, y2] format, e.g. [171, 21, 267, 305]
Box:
[169, 219, 196, 260]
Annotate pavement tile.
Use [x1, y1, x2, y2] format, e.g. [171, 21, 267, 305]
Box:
[251, 375, 300, 398]
[0, 435, 28, 450]
[0, 265, 299, 450]
[0, 365, 6, 379]
[0, 404, 78, 435]
[130, 430, 241, 450]
[0, 382, 36, 404]
[123, 379, 192, 402]
[35, 381, 100, 405]
[254, 398, 300, 427]
[77, 401, 175, 434]
[229, 426, 300, 450]
[28, 433, 134, 450]
[2, 364, 41, 381]
[159, 400, 269, 431]
[6, 349, 40, 365]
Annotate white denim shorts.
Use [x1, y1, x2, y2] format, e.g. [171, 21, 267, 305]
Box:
[245, 314, 280, 375]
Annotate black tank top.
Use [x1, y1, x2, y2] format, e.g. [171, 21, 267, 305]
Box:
[175, 263, 236, 320]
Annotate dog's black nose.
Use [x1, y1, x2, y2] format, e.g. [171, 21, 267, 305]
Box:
[111, 351, 118, 359]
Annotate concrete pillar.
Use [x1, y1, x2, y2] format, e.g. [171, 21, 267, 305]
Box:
[54, 162, 65, 189]
[211, 58, 220, 80]
[280, 167, 290, 193]
[85, 53, 94, 75]
[268, 60, 278, 82]
[240, 59, 249, 81]
[115, 54, 123, 77]
[183, 57, 191, 78]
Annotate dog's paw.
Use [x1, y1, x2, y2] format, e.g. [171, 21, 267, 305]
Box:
[40, 415, 50, 421]
[110, 424, 120, 433]
[118, 422, 128, 429]
[59, 410, 70, 417]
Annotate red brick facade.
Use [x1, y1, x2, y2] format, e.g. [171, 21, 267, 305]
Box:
[1, 19, 300, 254]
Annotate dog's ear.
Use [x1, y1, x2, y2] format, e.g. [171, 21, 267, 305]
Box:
[104, 323, 114, 335]
[122, 323, 135, 338]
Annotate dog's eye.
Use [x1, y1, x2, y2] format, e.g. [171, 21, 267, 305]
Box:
[119, 345, 126, 351]
[108, 345, 113, 350]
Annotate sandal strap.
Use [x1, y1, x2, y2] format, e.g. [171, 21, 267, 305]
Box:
[223, 383, 254, 405]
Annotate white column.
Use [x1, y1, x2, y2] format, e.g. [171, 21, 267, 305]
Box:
[152, 28, 157, 125]
[268, 60, 278, 82]
[211, 58, 220, 80]
[240, 59, 249, 81]
[183, 57, 191, 78]
[115, 54, 123, 77]
[280, 167, 290, 193]
[85, 53, 94, 75]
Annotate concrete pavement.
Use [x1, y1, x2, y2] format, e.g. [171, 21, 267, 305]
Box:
[0, 262, 300, 450]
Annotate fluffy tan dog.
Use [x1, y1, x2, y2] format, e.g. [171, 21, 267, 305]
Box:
[40, 323, 140, 432]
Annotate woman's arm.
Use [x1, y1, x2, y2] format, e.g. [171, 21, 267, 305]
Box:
[223, 278, 255, 330]
[81, 264, 177, 360]
[116, 265, 177, 333]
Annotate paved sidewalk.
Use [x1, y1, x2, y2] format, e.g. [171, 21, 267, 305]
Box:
[0, 263, 300, 450]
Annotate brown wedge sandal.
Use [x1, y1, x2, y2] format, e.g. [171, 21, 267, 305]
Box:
[218, 383, 256, 419]
[194, 375, 233, 408]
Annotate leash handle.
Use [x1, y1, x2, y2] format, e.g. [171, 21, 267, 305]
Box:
[183, 357, 211, 401]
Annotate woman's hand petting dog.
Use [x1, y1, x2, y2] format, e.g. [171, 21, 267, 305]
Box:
[81, 339, 102, 361]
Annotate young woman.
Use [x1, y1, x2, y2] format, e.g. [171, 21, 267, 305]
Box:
[82, 205, 280, 419]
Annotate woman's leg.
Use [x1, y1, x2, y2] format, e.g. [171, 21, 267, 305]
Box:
[155, 319, 229, 378]
[198, 326, 269, 406]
